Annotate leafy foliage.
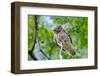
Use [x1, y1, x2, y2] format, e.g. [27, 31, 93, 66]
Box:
[28, 15, 34, 49]
[28, 15, 88, 60]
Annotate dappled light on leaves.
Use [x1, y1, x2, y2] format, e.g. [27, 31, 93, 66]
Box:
[28, 15, 88, 60]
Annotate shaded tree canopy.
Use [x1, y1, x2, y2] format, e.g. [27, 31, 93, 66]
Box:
[28, 15, 88, 60]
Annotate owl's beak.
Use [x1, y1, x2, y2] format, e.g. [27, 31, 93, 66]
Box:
[53, 29, 55, 31]
[53, 29, 57, 33]
[51, 25, 57, 31]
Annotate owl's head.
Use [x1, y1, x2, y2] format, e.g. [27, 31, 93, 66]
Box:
[53, 26, 63, 33]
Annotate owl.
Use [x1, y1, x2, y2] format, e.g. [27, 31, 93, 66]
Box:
[53, 26, 76, 59]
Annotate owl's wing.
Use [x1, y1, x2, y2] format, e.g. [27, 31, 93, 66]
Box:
[54, 34, 63, 48]
[63, 30, 72, 44]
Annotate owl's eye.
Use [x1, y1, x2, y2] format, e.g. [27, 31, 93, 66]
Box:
[58, 26, 62, 29]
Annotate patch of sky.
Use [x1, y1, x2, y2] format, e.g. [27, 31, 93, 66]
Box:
[39, 16, 54, 28]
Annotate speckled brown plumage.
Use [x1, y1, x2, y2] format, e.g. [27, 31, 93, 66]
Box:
[53, 26, 76, 56]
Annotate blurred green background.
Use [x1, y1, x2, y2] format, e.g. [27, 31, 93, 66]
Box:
[28, 15, 88, 60]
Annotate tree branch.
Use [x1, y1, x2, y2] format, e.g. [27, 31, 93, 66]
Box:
[37, 39, 51, 60]
[28, 15, 51, 60]
[28, 15, 38, 60]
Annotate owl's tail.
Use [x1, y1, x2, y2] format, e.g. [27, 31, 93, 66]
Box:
[63, 41, 76, 56]
[68, 48, 76, 56]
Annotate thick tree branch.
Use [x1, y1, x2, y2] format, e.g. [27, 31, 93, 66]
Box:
[37, 39, 51, 60]
[28, 15, 50, 60]
[28, 15, 38, 60]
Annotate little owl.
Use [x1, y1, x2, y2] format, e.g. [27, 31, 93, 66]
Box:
[53, 26, 76, 59]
